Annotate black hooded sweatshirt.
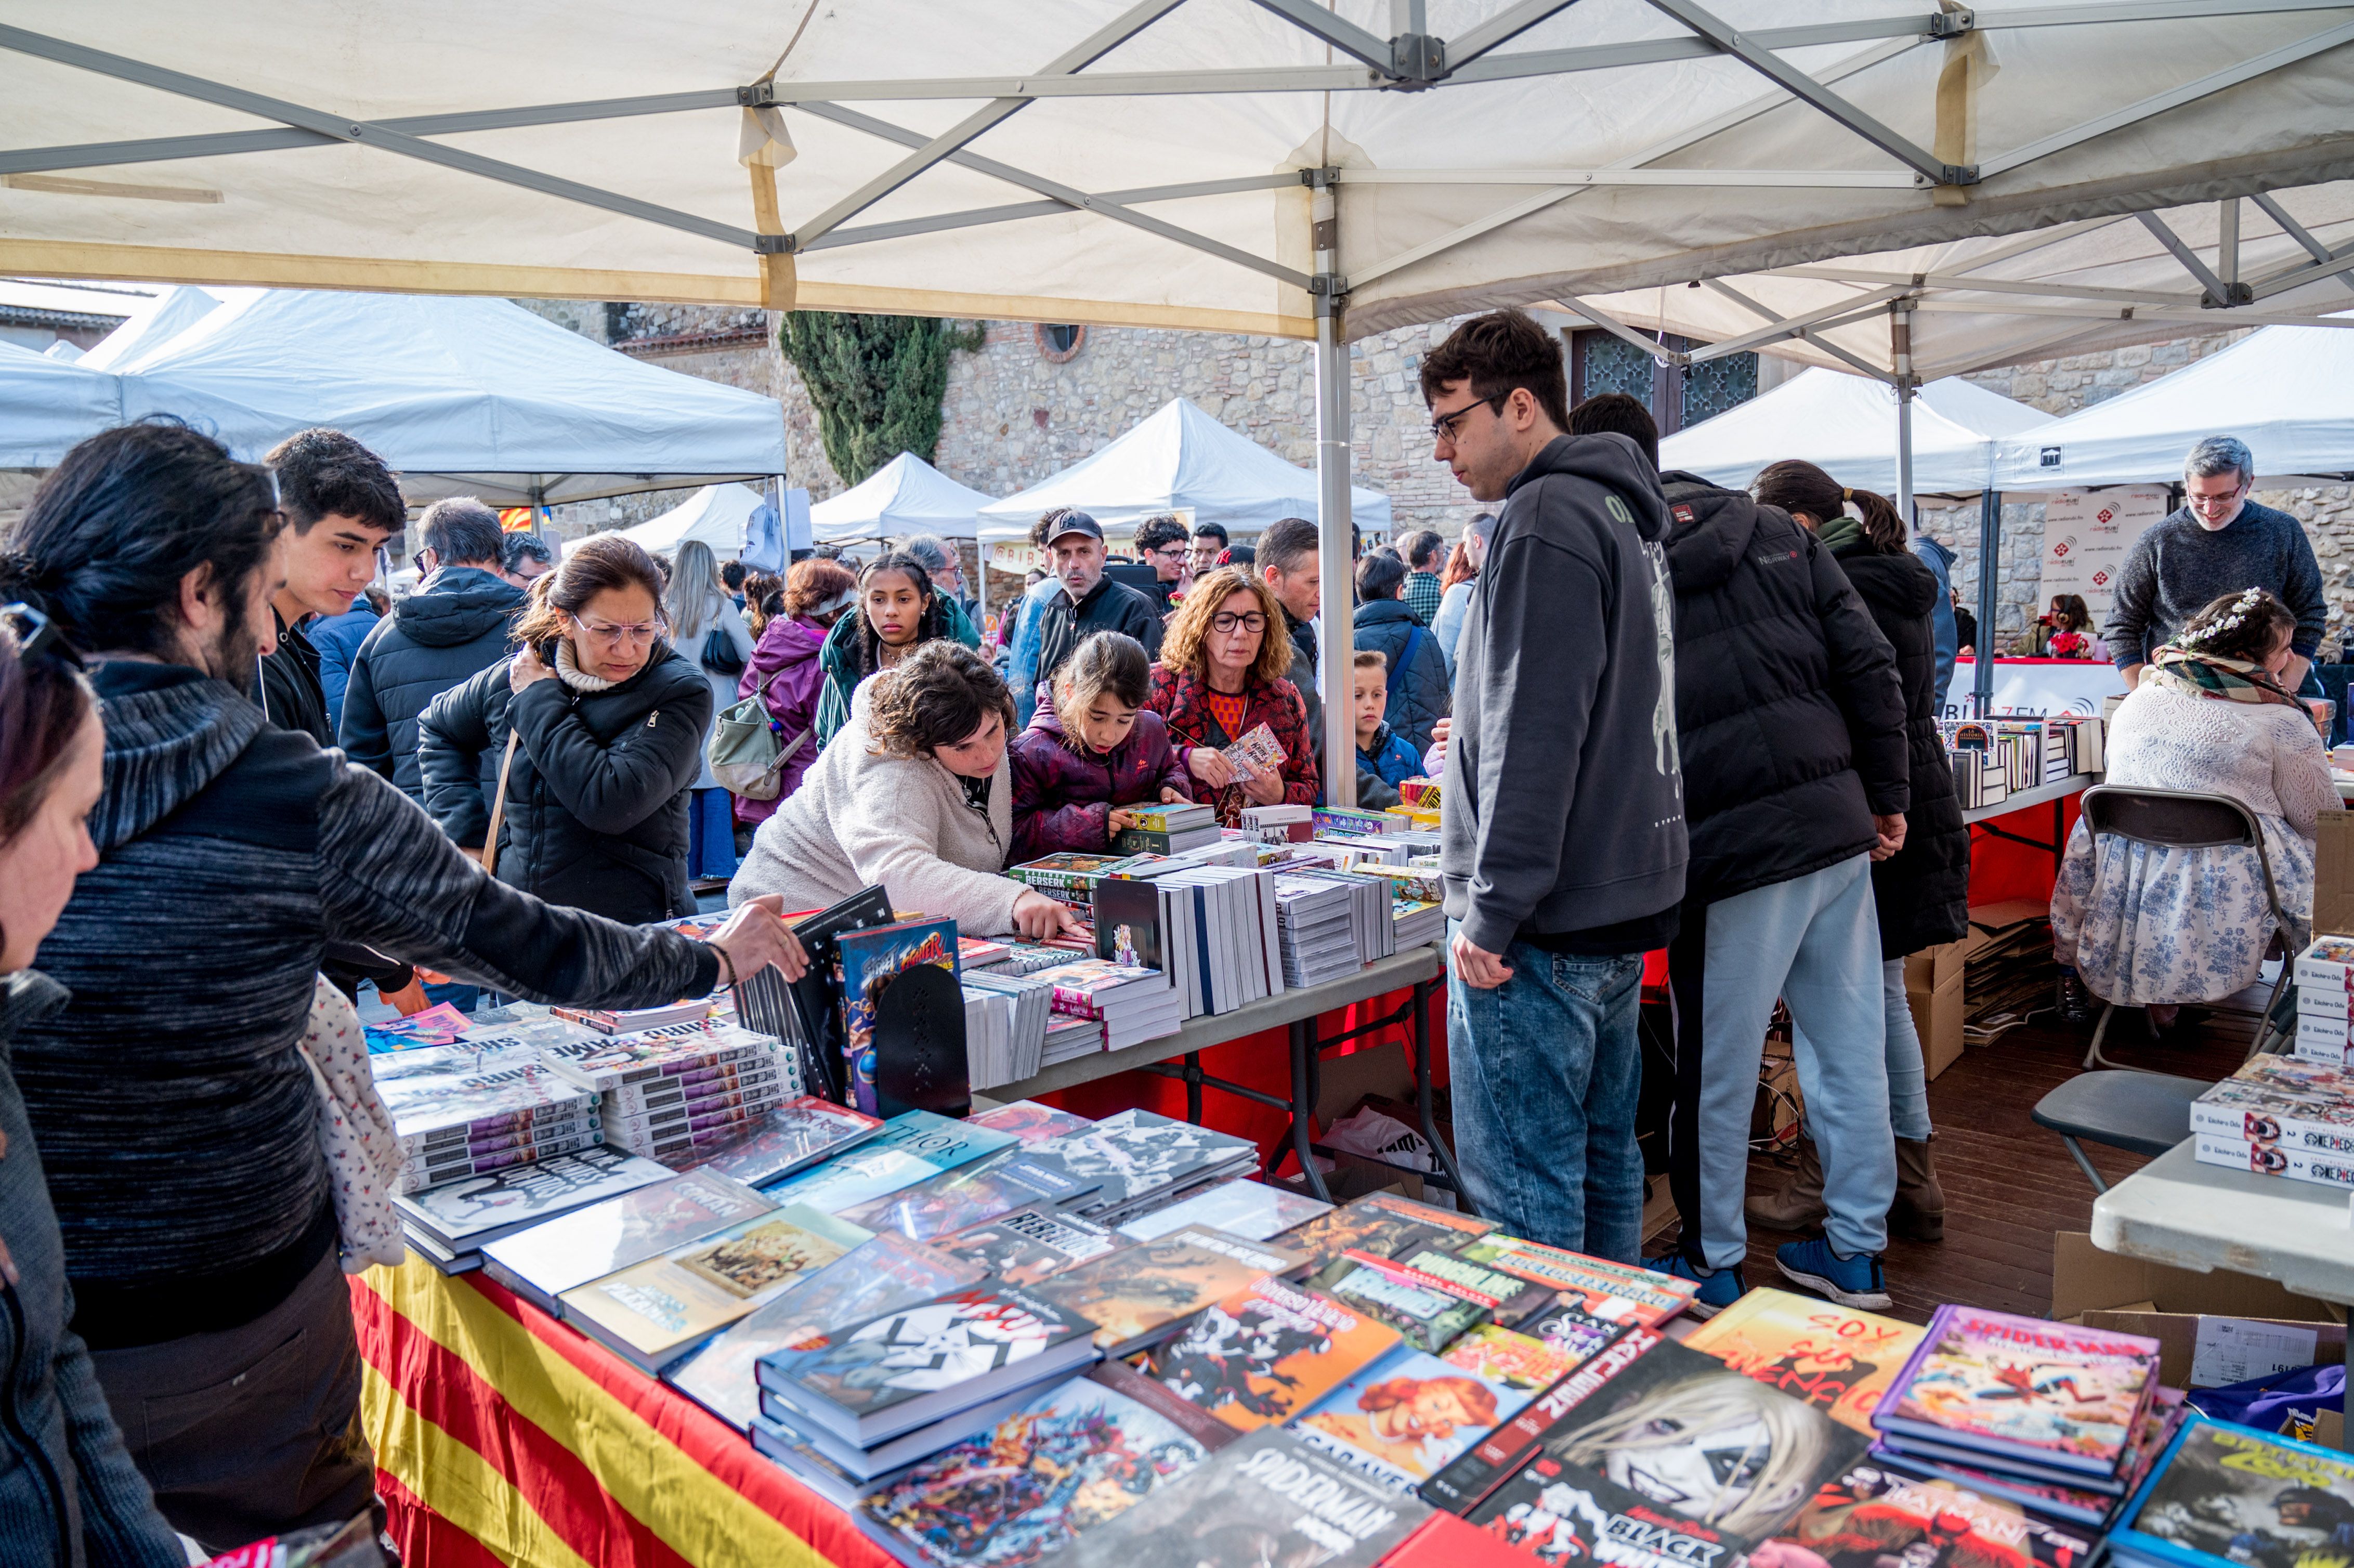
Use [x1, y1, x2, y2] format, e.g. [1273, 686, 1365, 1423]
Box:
[1442, 433, 1689, 955]
[340, 565, 527, 804]
[1658, 472, 1908, 907]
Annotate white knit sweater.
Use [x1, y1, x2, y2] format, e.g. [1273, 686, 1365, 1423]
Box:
[727, 677, 1027, 935]
[2103, 683, 2337, 838]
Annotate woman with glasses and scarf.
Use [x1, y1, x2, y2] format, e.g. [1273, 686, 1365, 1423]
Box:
[1143, 567, 1319, 827]
[421, 534, 712, 923]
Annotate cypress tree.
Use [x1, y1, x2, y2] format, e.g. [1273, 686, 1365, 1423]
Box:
[776, 312, 983, 485]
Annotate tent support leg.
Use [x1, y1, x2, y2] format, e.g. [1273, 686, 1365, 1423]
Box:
[1313, 190, 1356, 807]
[1891, 305, 1916, 527]
[1974, 486, 2000, 718]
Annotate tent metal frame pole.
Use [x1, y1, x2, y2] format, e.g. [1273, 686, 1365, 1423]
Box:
[1312, 184, 1357, 809]
[1892, 304, 1917, 527]
[1975, 487, 2001, 718]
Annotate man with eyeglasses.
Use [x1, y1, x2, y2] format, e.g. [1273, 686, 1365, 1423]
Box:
[2106, 434, 2325, 692]
[1423, 308, 1688, 1267]
[1134, 513, 1192, 612]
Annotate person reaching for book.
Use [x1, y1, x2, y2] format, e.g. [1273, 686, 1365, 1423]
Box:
[1143, 568, 1317, 828]
[1351, 649, 1425, 811]
[0, 424, 806, 1553]
[1009, 631, 1192, 861]
[0, 606, 185, 1568]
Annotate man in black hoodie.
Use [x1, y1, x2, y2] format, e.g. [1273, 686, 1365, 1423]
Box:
[1569, 395, 1910, 1316]
[1429, 311, 1688, 1263]
[340, 495, 526, 807]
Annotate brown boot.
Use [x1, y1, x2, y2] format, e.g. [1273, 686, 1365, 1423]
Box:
[1746, 1138, 1826, 1230]
[1891, 1135, 1946, 1243]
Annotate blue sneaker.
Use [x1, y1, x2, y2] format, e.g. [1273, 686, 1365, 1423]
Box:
[1776, 1237, 1891, 1310]
[1645, 1251, 1746, 1318]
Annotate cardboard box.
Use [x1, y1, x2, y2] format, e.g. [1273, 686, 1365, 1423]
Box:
[2051, 1232, 2346, 1391]
[1904, 938, 1965, 994]
[1910, 968, 1967, 1081]
[1961, 899, 2051, 959]
[2316, 812, 2354, 940]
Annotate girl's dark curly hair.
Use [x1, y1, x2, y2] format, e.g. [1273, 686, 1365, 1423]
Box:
[867, 641, 1014, 760]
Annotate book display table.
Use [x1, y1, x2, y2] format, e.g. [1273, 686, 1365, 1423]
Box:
[2091, 1138, 2354, 1310]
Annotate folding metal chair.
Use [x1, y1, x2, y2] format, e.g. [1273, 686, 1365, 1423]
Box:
[2030, 1068, 2212, 1193]
[2073, 785, 2294, 1070]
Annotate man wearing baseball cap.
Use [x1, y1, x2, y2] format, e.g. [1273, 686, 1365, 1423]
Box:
[1032, 509, 1163, 699]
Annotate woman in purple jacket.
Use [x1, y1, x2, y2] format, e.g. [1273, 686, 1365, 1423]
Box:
[1009, 631, 1192, 861]
[734, 558, 857, 830]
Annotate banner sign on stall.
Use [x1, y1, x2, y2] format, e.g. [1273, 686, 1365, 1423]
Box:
[1944, 657, 2126, 720]
[2038, 488, 2167, 621]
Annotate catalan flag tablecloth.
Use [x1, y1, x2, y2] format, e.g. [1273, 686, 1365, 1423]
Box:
[352, 1260, 894, 1568]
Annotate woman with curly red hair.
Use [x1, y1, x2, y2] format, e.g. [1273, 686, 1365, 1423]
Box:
[1143, 567, 1318, 826]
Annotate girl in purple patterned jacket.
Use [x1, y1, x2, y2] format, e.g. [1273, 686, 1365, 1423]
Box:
[1008, 631, 1192, 861]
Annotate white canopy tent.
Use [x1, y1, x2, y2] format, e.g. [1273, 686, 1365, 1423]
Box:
[78, 283, 221, 370]
[0, 341, 136, 466]
[587, 482, 767, 559]
[976, 396, 1393, 541]
[10, 1, 2350, 795]
[108, 289, 789, 506]
[810, 451, 995, 543]
[1991, 321, 2354, 490]
[1657, 367, 2049, 494]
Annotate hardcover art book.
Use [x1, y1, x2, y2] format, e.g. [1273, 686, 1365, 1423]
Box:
[663, 1230, 988, 1431]
[391, 1144, 672, 1251]
[934, 1204, 1129, 1287]
[861, 1364, 1221, 1568]
[2110, 1416, 2354, 1568]
[686, 1096, 886, 1189]
[1143, 1275, 1401, 1432]
[1294, 1344, 1534, 1492]
[1116, 1177, 1332, 1244]
[1063, 1427, 1430, 1568]
[839, 1149, 1104, 1244]
[836, 918, 962, 1115]
[760, 1108, 1016, 1216]
[478, 1170, 776, 1312]
[557, 1204, 871, 1370]
[1686, 1287, 1927, 1436]
[1023, 1226, 1307, 1355]
[1320, 1253, 1495, 1354]
[1876, 1305, 2160, 1476]
[1010, 1109, 1259, 1222]
[1775, 1461, 2098, 1568]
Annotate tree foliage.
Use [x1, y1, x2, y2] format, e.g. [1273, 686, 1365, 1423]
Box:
[776, 312, 984, 485]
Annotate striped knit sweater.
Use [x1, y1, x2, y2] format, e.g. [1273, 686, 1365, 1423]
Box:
[13, 662, 720, 1346]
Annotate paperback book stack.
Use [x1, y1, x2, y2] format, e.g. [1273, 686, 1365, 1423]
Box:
[370, 1036, 604, 1194]
[1868, 1304, 2167, 1525]
[2292, 934, 2354, 1069]
[1271, 872, 1361, 987]
[1013, 1109, 1262, 1228]
[1366, 865, 1445, 949]
[1097, 862, 1283, 1020]
[1033, 958, 1182, 1051]
[961, 970, 1055, 1089]
[1240, 802, 1315, 842]
[1009, 852, 1159, 912]
[393, 1143, 673, 1275]
[1288, 865, 1395, 961]
[2188, 1052, 2354, 1190]
[538, 1019, 801, 1167]
[1111, 800, 1221, 855]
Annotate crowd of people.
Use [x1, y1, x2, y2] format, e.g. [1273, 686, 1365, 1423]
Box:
[0, 302, 2335, 1564]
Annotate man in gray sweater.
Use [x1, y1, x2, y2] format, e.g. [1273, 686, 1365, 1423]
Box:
[2105, 435, 2326, 689]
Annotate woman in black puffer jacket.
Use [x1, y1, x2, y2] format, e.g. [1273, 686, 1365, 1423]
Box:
[422, 534, 712, 924]
[1747, 460, 1969, 1245]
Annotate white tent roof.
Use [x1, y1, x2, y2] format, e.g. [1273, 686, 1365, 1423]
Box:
[1991, 322, 2354, 490]
[110, 289, 788, 505]
[0, 341, 131, 467]
[2, 4, 2350, 343]
[810, 452, 996, 543]
[1657, 367, 2048, 494]
[78, 283, 221, 370]
[40, 341, 81, 362]
[974, 397, 1392, 542]
[588, 482, 767, 559]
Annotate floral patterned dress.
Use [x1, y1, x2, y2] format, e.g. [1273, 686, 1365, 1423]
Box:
[2050, 682, 2339, 1003]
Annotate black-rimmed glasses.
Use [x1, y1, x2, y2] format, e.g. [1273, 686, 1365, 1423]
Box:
[1210, 610, 1267, 634]
[1429, 390, 1508, 443]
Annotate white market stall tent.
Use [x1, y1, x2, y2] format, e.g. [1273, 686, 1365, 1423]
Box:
[587, 482, 766, 559]
[79, 283, 222, 371]
[109, 289, 788, 506]
[810, 451, 995, 543]
[975, 397, 1391, 542]
[0, 337, 262, 469]
[1992, 321, 2354, 491]
[1657, 367, 2049, 495]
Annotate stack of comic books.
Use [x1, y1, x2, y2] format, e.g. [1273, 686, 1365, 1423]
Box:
[2293, 934, 2354, 1068]
[1003, 1108, 1261, 1227]
[369, 1035, 604, 1194]
[1271, 872, 1362, 987]
[537, 1018, 801, 1167]
[2189, 1053, 2354, 1191]
[959, 969, 1054, 1089]
[392, 1143, 673, 1270]
[2108, 1415, 2354, 1568]
[1867, 1304, 2164, 1508]
[1768, 1459, 2099, 1568]
[1031, 957, 1182, 1049]
[478, 1169, 777, 1314]
[1684, 1286, 1927, 1436]
[683, 1096, 885, 1190]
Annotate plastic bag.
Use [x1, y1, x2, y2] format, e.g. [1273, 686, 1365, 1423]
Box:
[2187, 1361, 2344, 1436]
[1323, 1104, 1434, 1173]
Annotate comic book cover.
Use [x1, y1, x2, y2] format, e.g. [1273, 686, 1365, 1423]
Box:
[1063, 1429, 1430, 1568]
[1285, 1190, 1498, 1279]
[1522, 1300, 1631, 1370]
[1462, 1335, 1866, 1551]
[479, 1170, 775, 1310]
[370, 1036, 600, 1142]
[1012, 1110, 1259, 1219]
[393, 1144, 671, 1249]
[934, 1204, 1129, 1288]
[1420, 1328, 1663, 1517]
[1223, 723, 1291, 777]
[836, 919, 962, 1115]
[862, 1371, 1213, 1567]
[967, 1101, 1095, 1146]
[663, 1231, 987, 1431]
[761, 1109, 1016, 1215]
[363, 1001, 476, 1053]
[1469, 1448, 1756, 1568]
[535, 1021, 778, 1092]
[1320, 1255, 1494, 1354]
[1769, 1462, 2097, 1568]
[686, 1096, 885, 1189]
[762, 1282, 1096, 1426]
[2112, 1416, 2354, 1568]
[1686, 1286, 1927, 1436]
[1024, 1227, 1306, 1354]
[1293, 1344, 1534, 1492]
[839, 1147, 1104, 1244]
[1449, 1235, 1698, 1327]
[1143, 1276, 1401, 1432]
[1380, 1246, 1557, 1327]
[1877, 1305, 2159, 1474]
[1444, 1326, 1584, 1395]
[1116, 1177, 1331, 1244]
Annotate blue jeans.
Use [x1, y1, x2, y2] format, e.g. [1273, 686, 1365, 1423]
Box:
[1447, 924, 1645, 1262]
[689, 788, 738, 880]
